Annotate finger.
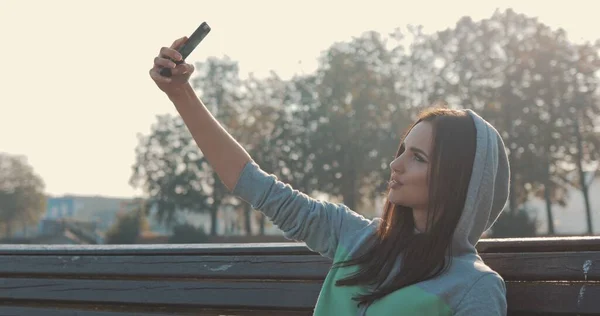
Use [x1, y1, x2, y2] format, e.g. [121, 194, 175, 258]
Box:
[171, 63, 195, 76]
[159, 46, 182, 62]
[153, 56, 177, 70]
[149, 68, 172, 84]
[170, 36, 188, 50]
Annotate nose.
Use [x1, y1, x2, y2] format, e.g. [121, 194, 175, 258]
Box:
[389, 155, 404, 174]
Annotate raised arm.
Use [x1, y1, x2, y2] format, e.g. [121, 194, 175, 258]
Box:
[149, 37, 250, 191]
[149, 37, 372, 258]
[166, 82, 250, 191]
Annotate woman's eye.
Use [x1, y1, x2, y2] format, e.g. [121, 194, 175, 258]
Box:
[414, 154, 425, 162]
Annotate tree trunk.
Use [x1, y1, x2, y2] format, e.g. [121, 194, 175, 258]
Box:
[573, 116, 594, 235]
[508, 158, 518, 213]
[210, 171, 228, 236]
[259, 213, 266, 235]
[244, 203, 252, 235]
[209, 206, 218, 236]
[543, 153, 555, 235]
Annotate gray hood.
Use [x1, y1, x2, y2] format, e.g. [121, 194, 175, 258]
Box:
[452, 109, 511, 255]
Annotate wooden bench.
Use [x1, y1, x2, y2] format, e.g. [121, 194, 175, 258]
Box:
[0, 236, 597, 315]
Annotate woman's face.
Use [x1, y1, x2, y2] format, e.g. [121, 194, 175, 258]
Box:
[388, 121, 432, 211]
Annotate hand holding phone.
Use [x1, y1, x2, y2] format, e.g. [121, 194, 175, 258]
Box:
[160, 22, 211, 77]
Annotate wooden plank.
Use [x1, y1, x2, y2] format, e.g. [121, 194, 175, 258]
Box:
[478, 236, 600, 253]
[0, 277, 598, 314]
[0, 306, 173, 316]
[0, 238, 598, 315]
[0, 236, 597, 255]
[483, 252, 600, 281]
[0, 243, 312, 256]
[0, 305, 312, 316]
[0, 252, 597, 282]
[506, 281, 600, 315]
[0, 278, 322, 310]
[0, 255, 332, 280]
[177, 310, 312, 316]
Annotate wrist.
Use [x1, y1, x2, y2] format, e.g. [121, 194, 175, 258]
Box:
[167, 83, 195, 103]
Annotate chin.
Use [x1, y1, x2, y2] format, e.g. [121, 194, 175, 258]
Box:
[387, 192, 405, 206]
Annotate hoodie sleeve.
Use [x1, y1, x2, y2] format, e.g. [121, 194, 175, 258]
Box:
[454, 273, 507, 316]
[231, 161, 372, 259]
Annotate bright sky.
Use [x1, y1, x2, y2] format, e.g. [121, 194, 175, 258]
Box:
[1, 0, 598, 198]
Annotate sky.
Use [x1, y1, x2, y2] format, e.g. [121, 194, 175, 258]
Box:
[1, 0, 599, 198]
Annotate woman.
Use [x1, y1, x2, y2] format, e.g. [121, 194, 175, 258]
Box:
[150, 37, 510, 316]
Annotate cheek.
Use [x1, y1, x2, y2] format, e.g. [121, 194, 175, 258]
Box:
[420, 168, 429, 187]
[408, 165, 429, 185]
[409, 166, 429, 196]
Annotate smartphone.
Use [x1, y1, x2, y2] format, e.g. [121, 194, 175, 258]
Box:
[160, 22, 211, 77]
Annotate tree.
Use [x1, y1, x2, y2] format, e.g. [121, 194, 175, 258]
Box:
[105, 208, 150, 244]
[0, 153, 46, 237]
[490, 206, 539, 238]
[133, 57, 290, 237]
[191, 56, 245, 235]
[562, 41, 600, 234]
[411, 9, 600, 234]
[133, 9, 600, 238]
[169, 223, 208, 243]
[308, 31, 412, 211]
[413, 10, 545, 212]
[239, 72, 319, 234]
[130, 114, 212, 232]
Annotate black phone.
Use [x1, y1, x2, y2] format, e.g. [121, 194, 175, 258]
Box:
[160, 22, 211, 77]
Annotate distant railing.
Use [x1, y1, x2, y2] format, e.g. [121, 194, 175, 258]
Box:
[0, 236, 598, 315]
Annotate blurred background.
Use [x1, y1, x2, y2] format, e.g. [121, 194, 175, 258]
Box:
[0, 0, 598, 245]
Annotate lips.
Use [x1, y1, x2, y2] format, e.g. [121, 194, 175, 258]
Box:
[388, 177, 403, 189]
[391, 175, 403, 185]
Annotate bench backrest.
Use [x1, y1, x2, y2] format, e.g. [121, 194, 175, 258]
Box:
[0, 237, 597, 315]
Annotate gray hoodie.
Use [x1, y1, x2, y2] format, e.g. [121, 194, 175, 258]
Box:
[232, 109, 510, 315]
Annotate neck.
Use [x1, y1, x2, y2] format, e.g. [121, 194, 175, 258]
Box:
[412, 208, 428, 233]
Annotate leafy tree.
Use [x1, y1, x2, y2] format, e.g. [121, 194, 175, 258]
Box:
[239, 73, 321, 233]
[132, 57, 244, 236]
[308, 31, 412, 211]
[133, 10, 600, 239]
[169, 223, 208, 243]
[561, 41, 600, 234]
[0, 153, 46, 236]
[489, 207, 539, 238]
[105, 208, 149, 244]
[410, 9, 600, 234]
[130, 114, 211, 231]
[191, 56, 245, 235]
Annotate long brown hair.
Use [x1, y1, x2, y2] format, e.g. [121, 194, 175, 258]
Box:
[333, 107, 478, 307]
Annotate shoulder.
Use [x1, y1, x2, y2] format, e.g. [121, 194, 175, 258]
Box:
[332, 215, 381, 261]
[422, 255, 506, 313]
[466, 272, 505, 294]
[451, 255, 505, 291]
[452, 262, 506, 315]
